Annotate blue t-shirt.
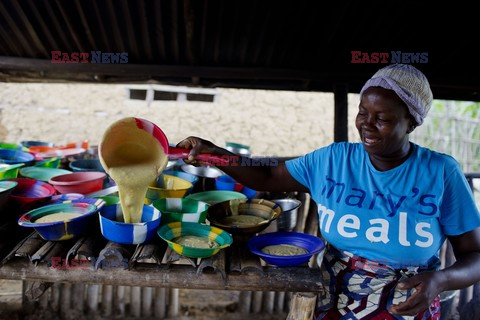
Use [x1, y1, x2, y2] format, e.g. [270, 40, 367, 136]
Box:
[286, 142, 480, 269]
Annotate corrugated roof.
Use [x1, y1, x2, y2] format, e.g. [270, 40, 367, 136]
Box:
[0, 0, 478, 101]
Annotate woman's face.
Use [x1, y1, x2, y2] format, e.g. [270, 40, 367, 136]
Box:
[355, 87, 413, 160]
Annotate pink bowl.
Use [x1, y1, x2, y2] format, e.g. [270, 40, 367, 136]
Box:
[7, 178, 56, 213]
[48, 171, 106, 194]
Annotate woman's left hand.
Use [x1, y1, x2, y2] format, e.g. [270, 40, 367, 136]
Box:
[389, 271, 445, 316]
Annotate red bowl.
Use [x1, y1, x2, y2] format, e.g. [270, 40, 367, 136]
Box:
[48, 171, 106, 194]
[7, 178, 56, 213]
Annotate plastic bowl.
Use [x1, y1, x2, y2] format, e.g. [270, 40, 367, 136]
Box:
[185, 190, 246, 205]
[99, 204, 162, 244]
[247, 232, 325, 267]
[0, 148, 35, 165]
[225, 142, 251, 156]
[0, 180, 18, 209]
[20, 167, 72, 182]
[50, 193, 85, 203]
[94, 195, 120, 206]
[28, 146, 59, 154]
[157, 222, 233, 258]
[153, 198, 209, 224]
[7, 178, 56, 212]
[0, 163, 24, 179]
[145, 174, 193, 205]
[34, 157, 61, 168]
[18, 199, 105, 241]
[215, 175, 257, 199]
[21, 140, 55, 148]
[207, 198, 282, 235]
[49, 171, 106, 194]
[162, 170, 198, 194]
[69, 159, 105, 172]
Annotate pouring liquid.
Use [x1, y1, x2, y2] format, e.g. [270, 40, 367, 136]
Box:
[100, 118, 168, 223]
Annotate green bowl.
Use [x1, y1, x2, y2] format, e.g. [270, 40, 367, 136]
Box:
[34, 157, 61, 168]
[94, 195, 120, 206]
[185, 190, 246, 205]
[0, 163, 24, 179]
[20, 167, 72, 182]
[153, 198, 209, 224]
[157, 222, 233, 258]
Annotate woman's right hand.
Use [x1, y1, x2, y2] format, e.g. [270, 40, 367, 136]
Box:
[176, 136, 220, 165]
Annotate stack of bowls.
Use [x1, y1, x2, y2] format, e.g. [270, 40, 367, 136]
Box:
[181, 164, 224, 192]
[7, 178, 57, 214]
[215, 175, 257, 199]
[0, 148, 35, 166]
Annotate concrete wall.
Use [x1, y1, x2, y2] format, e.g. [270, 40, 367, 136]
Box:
[0, 83, 361, 157]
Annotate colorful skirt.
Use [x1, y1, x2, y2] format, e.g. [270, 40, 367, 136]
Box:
[315, 247, 440, 320]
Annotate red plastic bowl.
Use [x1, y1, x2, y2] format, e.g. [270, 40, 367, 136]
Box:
[7, 178, 56, 212]
[48, 171, 106, 194]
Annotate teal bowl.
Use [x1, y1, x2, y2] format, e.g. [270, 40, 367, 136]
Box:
[185, 190, 246, 205]
[152, 198, 209, 224]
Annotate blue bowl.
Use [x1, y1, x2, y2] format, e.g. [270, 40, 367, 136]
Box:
[215, 175, 257, 199]
[69, 159, 105, 172]
[247, 232, 325, 267]
[20, 140, 55, 148]
[99, 204, 161, 244]
[18, 198, 104, 241]
[0, 148, 35, 166]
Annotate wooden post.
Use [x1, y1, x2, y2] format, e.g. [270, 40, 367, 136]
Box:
[141, 286, 153, 317]
[39, 287, 50, 309]
[251, 291, 263, 313]
[238, 291, 252, 313]
[72, 283, 85, 313]
[86, 284, 99, 313]
[287, 292, 317, 320]
[51, 282, 61, 313]
[262, 291, 275, 313]
[154, 287, 167, 318]
[130, 286, 141, 317]
[114, 285, 126, 317]
[334, 83, 349, 142]
[60, 283, 72, 318]
[168, 288, 180, 317]
[275, 291, 286, 313]
[102, 284, 113, 316]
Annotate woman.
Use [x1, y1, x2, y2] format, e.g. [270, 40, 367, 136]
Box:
[178, 64, 480, 319]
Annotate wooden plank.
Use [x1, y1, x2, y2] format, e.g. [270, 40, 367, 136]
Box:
[39, 286, 50, 309]
[0, 260, 324, 292]
[154, 287, 166, 318]
[21, 280, 36, 313]
[130, 286, 141, 317]
[197, 247, 226, 279]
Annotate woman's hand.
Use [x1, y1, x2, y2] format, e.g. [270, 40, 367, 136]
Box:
[389, 271, 445, 316]
[177, 136, 219, 165]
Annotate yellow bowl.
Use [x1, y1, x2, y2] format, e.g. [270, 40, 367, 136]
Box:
[145, 174, 192, 204]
